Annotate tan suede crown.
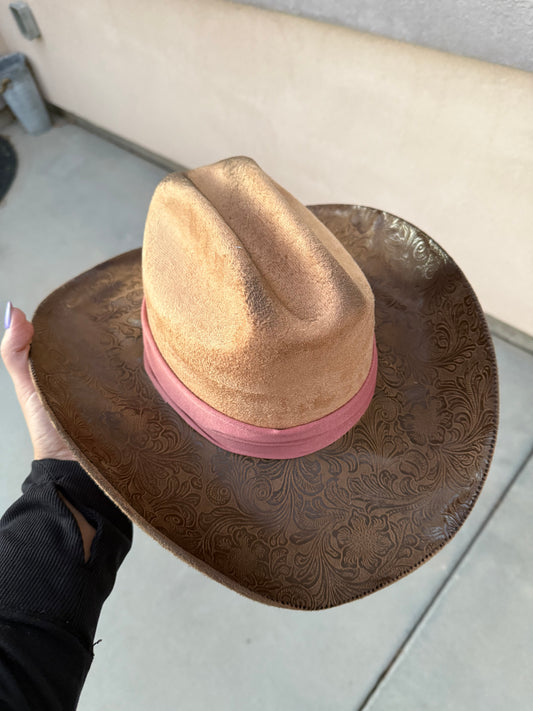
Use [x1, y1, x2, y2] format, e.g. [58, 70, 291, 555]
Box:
[142, 156, 375, 428]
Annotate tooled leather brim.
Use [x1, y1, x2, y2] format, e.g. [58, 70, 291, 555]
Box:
[29, 205, 499, 610]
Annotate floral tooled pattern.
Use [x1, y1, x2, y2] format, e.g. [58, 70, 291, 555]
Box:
[30, 211, 499, 609]
[214, 528, 271, 587]
[333, 507, 395, 575]
[398, 393, 453, 446]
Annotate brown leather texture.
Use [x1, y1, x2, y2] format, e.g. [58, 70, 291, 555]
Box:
[29, 205, 499, 610]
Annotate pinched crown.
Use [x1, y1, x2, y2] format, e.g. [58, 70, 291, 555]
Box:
[142, 156, 375, 428]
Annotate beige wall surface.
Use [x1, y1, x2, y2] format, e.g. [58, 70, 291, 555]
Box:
[0, 0, 532, 334]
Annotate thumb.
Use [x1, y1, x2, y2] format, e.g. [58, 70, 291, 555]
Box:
[1, 302, 36, 395]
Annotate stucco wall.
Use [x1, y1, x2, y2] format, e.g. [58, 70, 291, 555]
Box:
[236, 0, 533, 72]
[0, 0, 532, 335]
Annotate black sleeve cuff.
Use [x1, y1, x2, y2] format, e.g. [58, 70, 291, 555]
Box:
[24, 459, 132, 543]
[0, 459, 133, 649]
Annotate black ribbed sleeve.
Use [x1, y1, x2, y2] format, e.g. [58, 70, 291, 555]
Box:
[0, 459, 133, 710]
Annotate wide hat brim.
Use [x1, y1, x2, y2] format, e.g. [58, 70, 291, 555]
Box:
[29, 205, 499, 610]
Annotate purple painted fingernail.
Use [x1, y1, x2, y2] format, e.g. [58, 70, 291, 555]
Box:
[4, 301, 12, 329]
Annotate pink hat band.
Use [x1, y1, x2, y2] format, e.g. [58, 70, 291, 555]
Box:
[141, 298, 377, 459]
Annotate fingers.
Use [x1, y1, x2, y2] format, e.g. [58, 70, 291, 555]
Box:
[2, 302, 75, 461]
[1, 304, 36, 399]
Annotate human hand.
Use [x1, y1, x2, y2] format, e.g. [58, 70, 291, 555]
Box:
[2, 302, 96, 561]
[1, 302, 74, 461]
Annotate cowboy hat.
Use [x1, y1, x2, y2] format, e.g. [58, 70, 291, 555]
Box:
[29, 156, 498, 609]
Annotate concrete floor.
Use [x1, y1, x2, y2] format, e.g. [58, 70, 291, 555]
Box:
[1, 118, 532, 711]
